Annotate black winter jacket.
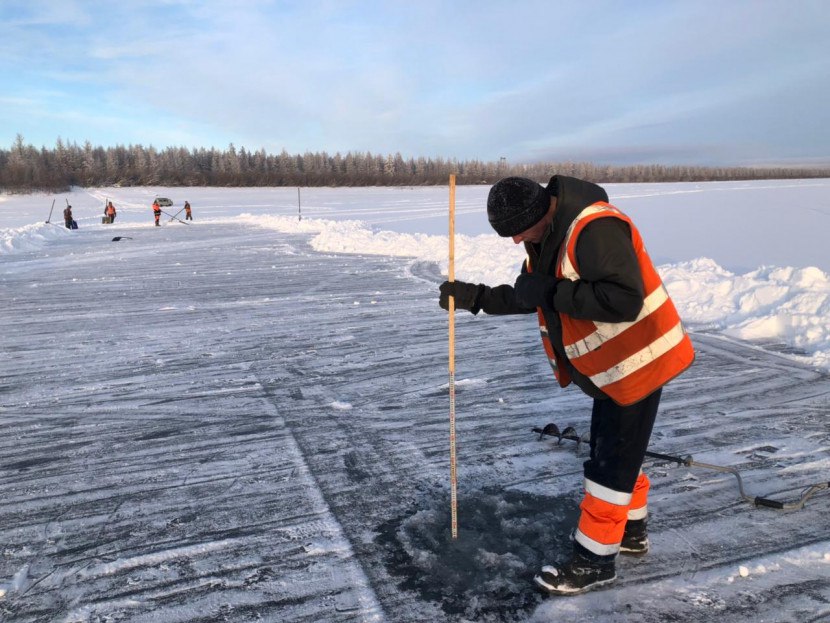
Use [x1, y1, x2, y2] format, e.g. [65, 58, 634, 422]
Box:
[475, 175, 646, 399]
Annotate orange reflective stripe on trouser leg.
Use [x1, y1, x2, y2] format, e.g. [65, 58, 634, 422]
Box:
[575, 492, 629, 556]
[628, 472, 650, 521]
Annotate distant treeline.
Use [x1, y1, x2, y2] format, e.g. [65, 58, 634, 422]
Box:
[1, 135, 828, 192]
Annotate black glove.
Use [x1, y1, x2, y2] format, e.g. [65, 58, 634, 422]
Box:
[439, 280, 483, 313]
[514, 273, 559, 310]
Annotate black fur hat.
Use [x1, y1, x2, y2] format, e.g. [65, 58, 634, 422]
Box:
[487, 177, 552, 237]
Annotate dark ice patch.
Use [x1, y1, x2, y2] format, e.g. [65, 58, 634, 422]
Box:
[135, 428, 181, 441]
[377, 487, 580, 621]
[3, 455, 63, 470]
[344, 451, 370, 482]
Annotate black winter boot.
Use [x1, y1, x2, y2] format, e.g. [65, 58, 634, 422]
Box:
[533, 549, 616, 595]
[620, 518, 649, 556]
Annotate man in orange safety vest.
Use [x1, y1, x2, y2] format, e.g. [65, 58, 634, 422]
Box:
[439, 175, 694, 595]
[152, 200, 161, 227]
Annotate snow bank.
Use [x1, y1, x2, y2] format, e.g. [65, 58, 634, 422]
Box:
[237, 213, 525, 285]
[0, 222, 69, 255]
[662, 259, 830, 367]
[243, 214, 830, 371]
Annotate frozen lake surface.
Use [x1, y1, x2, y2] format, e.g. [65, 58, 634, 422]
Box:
[0, 183, 829, 621]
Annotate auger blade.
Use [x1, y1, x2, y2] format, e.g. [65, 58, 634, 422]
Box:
[537, 423, 561, 442]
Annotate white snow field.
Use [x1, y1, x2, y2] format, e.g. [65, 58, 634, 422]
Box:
[1, 180, 828, 622]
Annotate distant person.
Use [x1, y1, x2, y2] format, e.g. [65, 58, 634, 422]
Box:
[105, 201, 117, 224]
[184, 200, 192, 221]
[63, 205, 77, 229]
[439, 175, 695, 596]
[152, 200, 161, 227]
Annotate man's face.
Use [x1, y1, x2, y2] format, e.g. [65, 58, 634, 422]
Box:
[510, 199, 555, 244]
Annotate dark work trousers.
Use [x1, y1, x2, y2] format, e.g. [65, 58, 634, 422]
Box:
[584, 387, 662, 494]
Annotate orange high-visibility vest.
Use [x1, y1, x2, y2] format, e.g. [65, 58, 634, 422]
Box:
[532, 305, 571, 388]
[545, 202, 694, 406]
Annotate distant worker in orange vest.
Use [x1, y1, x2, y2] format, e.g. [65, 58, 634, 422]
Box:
[105, 201, 117, 223]
[184, 200, 192, 221]
[439, 175, 694, 596]
[152, 200, 161, 227]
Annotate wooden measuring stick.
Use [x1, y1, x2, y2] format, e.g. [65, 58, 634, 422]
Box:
[448, 174, 458, 539]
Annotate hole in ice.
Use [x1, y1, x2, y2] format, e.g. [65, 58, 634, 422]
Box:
[377, 487, 579, 620]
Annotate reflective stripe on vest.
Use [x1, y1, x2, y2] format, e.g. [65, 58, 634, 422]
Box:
[528, 260, 571, 388]
[555, 202, 694, 406]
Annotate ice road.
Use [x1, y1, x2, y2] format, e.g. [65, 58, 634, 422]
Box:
[1, 204, 829, 622]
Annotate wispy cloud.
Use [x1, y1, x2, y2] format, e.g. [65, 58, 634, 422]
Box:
[1, 0, 828, 164]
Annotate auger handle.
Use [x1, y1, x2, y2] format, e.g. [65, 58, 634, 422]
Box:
[644, 450, 691, 466]
[754, 497, 785, 509]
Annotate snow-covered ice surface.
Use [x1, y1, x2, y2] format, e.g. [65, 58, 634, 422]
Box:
[1, 182, 828, 622]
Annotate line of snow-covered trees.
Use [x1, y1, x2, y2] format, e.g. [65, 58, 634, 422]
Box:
[1, 135, 828, 192]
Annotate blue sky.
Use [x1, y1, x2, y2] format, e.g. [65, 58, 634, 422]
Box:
[1, 0, 828, 166]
